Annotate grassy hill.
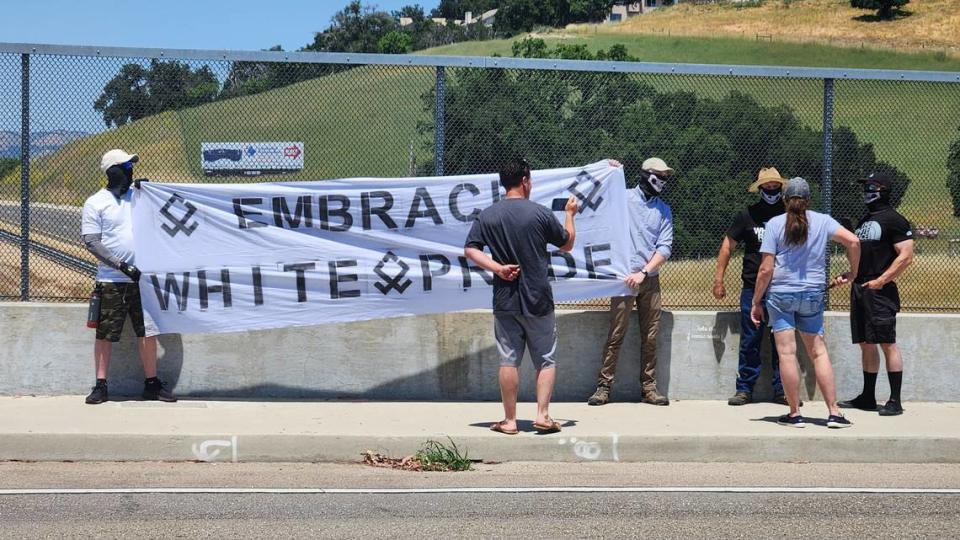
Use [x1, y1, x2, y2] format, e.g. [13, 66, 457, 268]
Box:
[0, 66, 435, 205]
[422, 32, 960, 71]
[570, 0, 960, 58]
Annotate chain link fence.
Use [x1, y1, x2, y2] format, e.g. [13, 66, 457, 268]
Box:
[1, 44, 959, 311]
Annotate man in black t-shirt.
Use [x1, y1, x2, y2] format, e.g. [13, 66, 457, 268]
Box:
[464, 158, 578, 435]
[713, 167, 787, 406]
[839, 172, 914, 416]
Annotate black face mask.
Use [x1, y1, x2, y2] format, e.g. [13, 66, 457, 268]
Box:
[637, 170, 664, 199]
[106, 164, 133, 198]
[760, 187, 782, 205]
[865, 191, 892, 212]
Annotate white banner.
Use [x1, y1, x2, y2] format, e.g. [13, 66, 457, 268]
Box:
[132, 161, 633, 335]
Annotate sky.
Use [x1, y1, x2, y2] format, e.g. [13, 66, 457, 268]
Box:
[3, 0, 441, 52]
[1, 0, 442, 133]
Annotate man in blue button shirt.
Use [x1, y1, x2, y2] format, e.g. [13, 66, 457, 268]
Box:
[588, 158, 674, 406]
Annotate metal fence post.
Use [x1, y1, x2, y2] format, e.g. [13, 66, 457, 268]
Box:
[434, 66, 445, 176]
[822, 77, 834, 306]
[822, 78, 834, 216]
[20, 53, 30, 301]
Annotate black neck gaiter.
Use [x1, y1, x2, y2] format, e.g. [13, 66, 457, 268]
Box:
[106, 165, 133, 198]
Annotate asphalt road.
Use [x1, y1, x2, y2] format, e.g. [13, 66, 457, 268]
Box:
[2, 491, 957, 538]
[1, 462, 958, 538]
[0, 200, 81, 244]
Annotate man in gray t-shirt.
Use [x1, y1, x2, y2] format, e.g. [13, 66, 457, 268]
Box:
[464, 158, 578, 435]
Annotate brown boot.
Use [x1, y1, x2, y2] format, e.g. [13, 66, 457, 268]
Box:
[642, 389, 669, 406]
[587, 384, 610, 406]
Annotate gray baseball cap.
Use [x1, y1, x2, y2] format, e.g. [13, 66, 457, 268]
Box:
[784, 177, 811, 199]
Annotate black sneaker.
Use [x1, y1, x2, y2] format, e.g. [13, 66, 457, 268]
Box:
[777, 414, 806, 428]
[85, 381, 108, 405]
[142, 378, 177, 402]
[827, 414, 853, 428]
[878, 400, 904, 416]
[727, 392, 752, 406]
[837, 394, 878, 411]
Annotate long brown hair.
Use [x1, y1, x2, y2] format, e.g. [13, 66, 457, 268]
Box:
[784, 197, 809, 246]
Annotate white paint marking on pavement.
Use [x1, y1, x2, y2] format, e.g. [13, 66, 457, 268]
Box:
[190, 435, 238, 462]
[1, 487, 959, 495]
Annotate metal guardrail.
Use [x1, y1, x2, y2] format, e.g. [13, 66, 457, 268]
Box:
[0, 230, 95, 276]
[1, 42, 959, 82]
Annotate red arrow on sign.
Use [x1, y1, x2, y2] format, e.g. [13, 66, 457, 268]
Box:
[284, 145, 302, 159]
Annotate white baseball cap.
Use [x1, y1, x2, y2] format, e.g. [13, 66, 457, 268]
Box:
[100, 149, 139, 173]
[641, 157, 674, 174]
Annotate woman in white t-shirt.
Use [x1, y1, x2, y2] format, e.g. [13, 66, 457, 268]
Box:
[750, 177, 861, 429]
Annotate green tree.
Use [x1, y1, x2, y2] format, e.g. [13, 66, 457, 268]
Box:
[568, 0, 616, 22]
[379, 31, 413, 54]
[306, 1, 398, 53]
[850, 0, 909, 19]
[93, 60, 218, 128]
[496, 0, 558, 33]
[947, 129, 960, 217]
[431, 0, 498, 19]
[0, 157, 18, 179]
[420, 40, 910, 258]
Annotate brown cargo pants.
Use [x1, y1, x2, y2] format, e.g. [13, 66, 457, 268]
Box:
[597, 274, 661, 394]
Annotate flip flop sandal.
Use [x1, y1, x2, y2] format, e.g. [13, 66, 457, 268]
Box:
[532, 419, 562, 433]
[490, 421, 519, 435]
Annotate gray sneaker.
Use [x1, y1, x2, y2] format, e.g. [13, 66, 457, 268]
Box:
[727, 391, 752, 406]
[587, 385, 610, 406]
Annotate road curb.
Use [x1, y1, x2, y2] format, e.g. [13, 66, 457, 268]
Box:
[3, 433, 959, 464]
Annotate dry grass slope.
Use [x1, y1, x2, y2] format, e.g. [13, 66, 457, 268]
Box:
[570, 0, 960, 56]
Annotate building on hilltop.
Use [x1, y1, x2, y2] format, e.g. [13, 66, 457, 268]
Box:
[404, 9, 497, 28]
[607, 0, 678, 21]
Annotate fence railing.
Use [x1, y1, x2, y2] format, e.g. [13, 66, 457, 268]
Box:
[1, 42, 959, 310]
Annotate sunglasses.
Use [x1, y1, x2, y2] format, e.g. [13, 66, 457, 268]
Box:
[120, 161, 134, 172]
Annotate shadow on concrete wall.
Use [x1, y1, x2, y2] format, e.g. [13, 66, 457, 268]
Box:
[710, 308, 818, 401]
[102, 332, 184, 398]
[168, 310, 680, 403]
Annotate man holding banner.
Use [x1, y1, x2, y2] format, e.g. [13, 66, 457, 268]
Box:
[464, 158, 578, 435]
[82, 149, 175, 405]
[588, 158, 674, 407]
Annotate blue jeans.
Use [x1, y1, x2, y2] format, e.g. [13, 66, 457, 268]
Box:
[766, 290, 826, 336]
[737, 288, 783, 395]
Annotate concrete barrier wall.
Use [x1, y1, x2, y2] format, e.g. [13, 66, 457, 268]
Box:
[2, 303, 958, 401]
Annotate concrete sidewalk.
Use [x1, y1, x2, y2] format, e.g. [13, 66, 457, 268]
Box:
[1, 397, 958, 463]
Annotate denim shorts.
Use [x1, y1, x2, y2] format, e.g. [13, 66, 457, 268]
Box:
[766, 291, 826, 335]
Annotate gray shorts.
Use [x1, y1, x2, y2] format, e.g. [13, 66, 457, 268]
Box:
[493, 312, 558, 370]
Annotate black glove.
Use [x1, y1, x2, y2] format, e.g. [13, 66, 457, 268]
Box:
[134, 177, 150, 189]
[119, 262, 142, 282]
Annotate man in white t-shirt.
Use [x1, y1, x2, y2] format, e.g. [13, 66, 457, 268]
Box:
[81, 149, 175, 404]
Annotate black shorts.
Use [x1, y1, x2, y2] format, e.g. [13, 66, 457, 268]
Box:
[95, 282, 146, 342]
[850, 282, 900, 344]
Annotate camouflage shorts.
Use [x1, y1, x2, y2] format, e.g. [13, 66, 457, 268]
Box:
[95, 282, 145, 342]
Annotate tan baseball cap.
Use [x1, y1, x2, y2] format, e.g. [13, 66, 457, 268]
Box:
[748, 167, 786, 193]
[100, 149, 139, 173]
[641, 157, 674, 174]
